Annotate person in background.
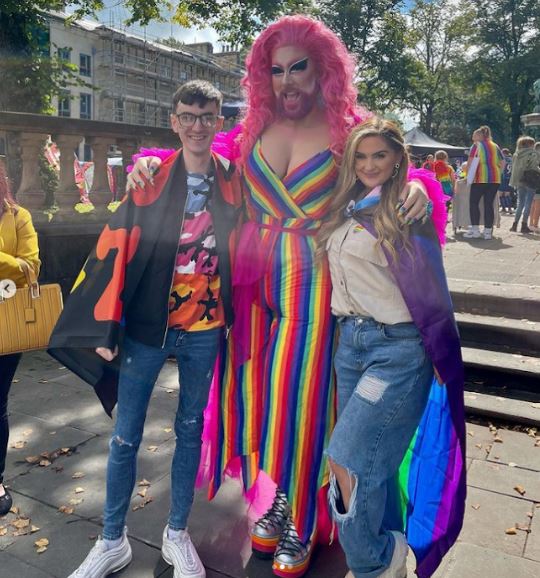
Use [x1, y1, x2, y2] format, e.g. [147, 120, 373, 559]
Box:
[509, 136, 538, 234]
[422, 154, 435, 171]
[498, 147, 514, 214]
[317, 117, 465, 578]
[528, 142, 540, 232]
[463, 126, 504, 240]
[0, 163, 41, 516]
[433, 150, 456, 209]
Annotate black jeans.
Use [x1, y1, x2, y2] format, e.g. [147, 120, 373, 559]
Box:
[470, 183, 499, 228]
[0, 353, 22, 484]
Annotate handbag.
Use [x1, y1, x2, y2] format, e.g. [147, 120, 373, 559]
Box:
[522, 168, 540, 190]
[0, 259, 63, 355]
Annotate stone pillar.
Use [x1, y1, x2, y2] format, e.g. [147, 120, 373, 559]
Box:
[16, 133, 48, 209]
[116, 138, 140, 199]
[54, 134, 83, 209]
[87, 137, 112, 206]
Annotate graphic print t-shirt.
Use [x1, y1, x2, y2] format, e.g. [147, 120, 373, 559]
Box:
[167, 172, 224, 331]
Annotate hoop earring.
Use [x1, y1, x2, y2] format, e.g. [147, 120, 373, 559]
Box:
[391, 163, 400, 178]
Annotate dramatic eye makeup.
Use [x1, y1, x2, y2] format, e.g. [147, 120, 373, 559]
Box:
[289, 57, 309, 72]
[271, 58, 309, 76]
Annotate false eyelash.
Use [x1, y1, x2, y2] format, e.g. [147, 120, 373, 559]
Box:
[289, 58, 308, 72]
[271, 66, 284, 75]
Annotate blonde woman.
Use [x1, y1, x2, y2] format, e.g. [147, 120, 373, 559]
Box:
[0, 164, 40, 515]
[317, 118, 465, 578]
[463, 126, 504, 240]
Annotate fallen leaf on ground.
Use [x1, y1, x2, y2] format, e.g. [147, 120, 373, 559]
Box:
[535, 439, 540, 447]
[516, 524, 531, 533]
[10, 518, 30, 530]
[13, 528, 32, 536]
[475, 443, 482, 449]
[493, 436, 503, 443]
[527, 512, 533, 518]
[138, 479, 151, 487]
[9, 506, 19, 515]
[31, 525, 40, 533]
[467, 430, 474, 436]
[508, 462, 517, 467]
[514, 485, 526, 496]
[147, 446, 158, 452]
[132, 497, 153, 511]
[72, 472, 85, 479]
[74, 487, 85, 494]
[163, 427, 173, 433]
[471, 504, 480, 510]
[505, 527, 517, 535]
[58, 505, 74, 515]
[34, 537, 49, 553]
[89, 534, 97, 540]
[25, 456, 41, 464]
[137, 487, 148, 498]
[69, 498, 84, 505]
[22, 429, 33, 437]
[38, 379, 48, 384]
[530, 403, 540, 409]
[12, 379, 19, 383]
[39, 459, 52, 467]
[11, 440, 27, 449]
[0, 526, 8, 536]
[166, 389, 174, 393]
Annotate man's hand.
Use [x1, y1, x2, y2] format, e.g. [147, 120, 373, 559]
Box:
[397, 180, 429, 224]
[96, 346, 119, 362]
[126, 157, 162, 192]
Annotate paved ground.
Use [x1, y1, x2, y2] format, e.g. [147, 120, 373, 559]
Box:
[1, 351, 539, 578]
[444, 212, 540, 287]
[1, 211, 539, 578]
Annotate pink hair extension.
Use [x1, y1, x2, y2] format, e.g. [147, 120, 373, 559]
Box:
[239, 15, 369, 166]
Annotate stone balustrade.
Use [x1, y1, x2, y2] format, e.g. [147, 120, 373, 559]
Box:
[0, 111, 180, 213]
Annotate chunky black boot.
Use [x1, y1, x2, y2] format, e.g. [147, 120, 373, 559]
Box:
[521, 223, 532, 234]
[510, 222, 517, 232]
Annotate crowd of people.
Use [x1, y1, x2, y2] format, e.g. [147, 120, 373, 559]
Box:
[414, 128, 540, 239]
[3, 12, 536, 578]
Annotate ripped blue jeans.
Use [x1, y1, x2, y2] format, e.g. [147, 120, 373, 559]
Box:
[103, 328, 221, 540]
[326, 317, 433, 578]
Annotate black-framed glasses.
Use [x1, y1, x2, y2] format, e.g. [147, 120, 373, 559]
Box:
[174, 112, 221, 128]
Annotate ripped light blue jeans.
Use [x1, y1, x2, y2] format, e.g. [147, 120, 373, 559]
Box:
[102, 328, 221, 540]
[326, 317, 433, 578]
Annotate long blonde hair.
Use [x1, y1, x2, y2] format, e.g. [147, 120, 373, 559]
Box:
[317, 117, 409, 261]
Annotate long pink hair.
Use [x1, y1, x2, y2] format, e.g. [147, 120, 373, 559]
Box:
[0, 161, 17, 216]
[239, 15, 368, 166]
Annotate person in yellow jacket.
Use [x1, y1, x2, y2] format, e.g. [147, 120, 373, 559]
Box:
[0, 164, 40, 516]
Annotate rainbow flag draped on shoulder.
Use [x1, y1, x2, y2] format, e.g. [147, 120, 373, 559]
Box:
[359, 216, 466, 578]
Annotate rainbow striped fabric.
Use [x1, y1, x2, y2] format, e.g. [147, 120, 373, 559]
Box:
[468, 141, 504, 184]
[209, 141, 339, 542]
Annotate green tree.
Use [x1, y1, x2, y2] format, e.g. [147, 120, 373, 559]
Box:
[316, 1, 415, 111]
[472, 0, 540, 142]
[406, 0, 473, 136]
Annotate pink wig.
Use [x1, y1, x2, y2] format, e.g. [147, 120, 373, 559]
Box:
[239, 15, 369, 165]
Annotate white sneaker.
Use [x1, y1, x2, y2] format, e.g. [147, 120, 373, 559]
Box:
[463, 226, 481, 238]
[162, 526, 206, 578]
[68, 527, 132, 577]
[482, 228, 493, 239]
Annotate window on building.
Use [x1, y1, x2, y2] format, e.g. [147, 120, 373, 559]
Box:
[57, 47, 71, 62]
[179, 71, 187, 81]
[79, 53, 91, 77]
[80, 93, 92, 120]
[83, 143, 92, 162]
[161, 107, 169, 128]
[58, 90, 71, 117]
[115, 99, 124, 122]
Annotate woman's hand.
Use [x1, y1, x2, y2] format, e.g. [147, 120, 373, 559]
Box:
[96, 346, 118, 362]
[397, 180, 430, 224]
[126, 157, 162, 192]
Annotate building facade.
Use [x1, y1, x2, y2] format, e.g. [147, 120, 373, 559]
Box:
[48, 12, 243, 129]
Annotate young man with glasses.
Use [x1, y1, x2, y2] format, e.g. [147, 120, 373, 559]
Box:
[50, 80, 241, 578]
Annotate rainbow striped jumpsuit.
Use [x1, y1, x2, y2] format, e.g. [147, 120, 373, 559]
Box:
[210, 141, 338, 543]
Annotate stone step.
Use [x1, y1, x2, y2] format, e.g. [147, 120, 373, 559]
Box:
[462, 347, 540, 378]
[449, 279, 540, 321]
[464, 390, 540, 426]
[456, 312, 540, 357]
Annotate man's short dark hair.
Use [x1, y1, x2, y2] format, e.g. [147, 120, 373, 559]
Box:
[172, 80, 223, 112]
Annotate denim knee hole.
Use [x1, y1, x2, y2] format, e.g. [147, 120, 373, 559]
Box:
[355, 374, 389, 404]
[175, 416, 203, 447]
[328, 467, 359, 524]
